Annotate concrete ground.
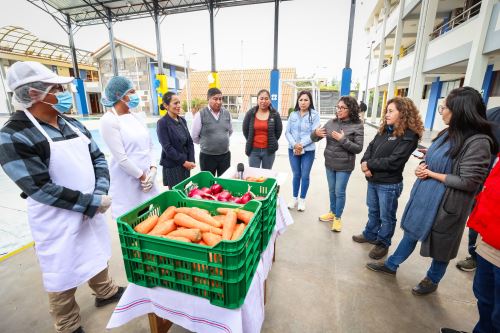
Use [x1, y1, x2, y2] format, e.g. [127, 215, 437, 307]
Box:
[0, 119, 477, 333]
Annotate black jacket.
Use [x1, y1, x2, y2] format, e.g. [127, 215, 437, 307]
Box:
[157, 115, 195, 168]
[361, 129, 419, 184]
[242, 107, 283, 156]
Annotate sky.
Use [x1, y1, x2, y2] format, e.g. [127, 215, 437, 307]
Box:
[0, 0, 375, 85]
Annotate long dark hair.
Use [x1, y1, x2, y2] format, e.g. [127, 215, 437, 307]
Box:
[294, 90, 315, 123]
[435, 86, 498, 158]
[378, 96, 424, 138]
[338, 96, 361, 123]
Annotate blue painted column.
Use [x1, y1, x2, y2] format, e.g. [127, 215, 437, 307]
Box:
[425, 77, 442, 130]
[73, 78, 88, 116]
[270, 69, 280, 110]
[482, 64, 494, 105]
[340, 68, 352, 96]
[150, 62, 159, 115]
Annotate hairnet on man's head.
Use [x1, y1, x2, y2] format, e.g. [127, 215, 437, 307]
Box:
[101, 76, 134, 107]
[12, 81, 53, 109]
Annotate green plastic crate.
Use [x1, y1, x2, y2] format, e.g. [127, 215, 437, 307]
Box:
[116, 190, 262, 309]
[173, 171, 278, 250]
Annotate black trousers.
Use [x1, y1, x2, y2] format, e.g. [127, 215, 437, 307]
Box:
[199, 151, 231, 177]
[162, 165, 190, 188]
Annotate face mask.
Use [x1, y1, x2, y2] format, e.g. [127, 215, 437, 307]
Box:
[125, 94, 140, 109]
[43, 91, 73, 114]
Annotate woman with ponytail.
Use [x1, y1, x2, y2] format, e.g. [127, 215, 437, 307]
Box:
[156, 92, 196, 188]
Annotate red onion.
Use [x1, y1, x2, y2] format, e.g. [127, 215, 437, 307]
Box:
[210, 183, 223, 195]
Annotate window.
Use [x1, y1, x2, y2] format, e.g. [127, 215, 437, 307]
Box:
[250, 96, 257, 107]
[440, 79, 461, 98]
[223, 95, 242, 116]
[489, 71, 500, 97]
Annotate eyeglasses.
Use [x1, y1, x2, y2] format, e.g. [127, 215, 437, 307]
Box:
[437, 105, 448, 115]
[335, 106, 349, 111]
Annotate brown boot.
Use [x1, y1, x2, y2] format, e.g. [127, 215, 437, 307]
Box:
[369, 244, 388, 260]
[352, 234, 378, 245]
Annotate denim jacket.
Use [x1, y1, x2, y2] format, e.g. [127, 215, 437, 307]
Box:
[285, 109, 320, 151]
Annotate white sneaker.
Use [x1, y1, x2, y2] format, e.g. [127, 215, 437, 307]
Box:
[288, 197, 297, 210]
[297, 198, 306, 211]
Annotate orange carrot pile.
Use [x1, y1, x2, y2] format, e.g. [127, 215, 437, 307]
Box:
[132, 206, 252, 246]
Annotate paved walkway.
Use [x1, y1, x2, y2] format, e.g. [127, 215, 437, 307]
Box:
[0, 116, 476, 333]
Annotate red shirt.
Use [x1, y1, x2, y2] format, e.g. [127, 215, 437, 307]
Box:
[253, 118, 268, 148]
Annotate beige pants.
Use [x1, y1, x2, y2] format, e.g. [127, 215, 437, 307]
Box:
[47, 267, 118, 333]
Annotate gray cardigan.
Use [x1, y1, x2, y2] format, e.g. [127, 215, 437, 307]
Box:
[420, 134, 493, 262]
[311, 118, 364, 172]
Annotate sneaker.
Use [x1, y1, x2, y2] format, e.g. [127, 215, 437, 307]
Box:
[369, 244, 389, 260]
[440, 328, 468, 333]
[95, 286, 126, 307]
[456, 256, 477, 272]
[288, 197, 297, 210]
[297, 198, 306, 212]
[73, 327, 85, 333]
[352, 233, 379, 245]
[319, 211, 335, 222]
[366, 262, 396, 276]
[331, 217, 342, 232]
[412, 277, 438, 296]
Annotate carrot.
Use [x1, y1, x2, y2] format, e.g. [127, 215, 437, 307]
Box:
[231, 223, 246, 241]
[222, 210, 237, 240]
[174, 213, 211, 232]
[148, 219, 176, 236]
[202, 232, 222, 247]
[134, 215, 159, 234]
[159, 206, 176, 223]
[192, 207, 210, 215]
[216, 208, 254, 224]
[175, 207, 194, 215]
[235, 209, 254, 224]
[187, 209, 222, 228]
[216, 207, 232, 215]
[213, 215, 226, 224]
[167, 228, 202, 242]
[163, 235, 191, 242]
[198, 240, 207, 246]
[209, 227, 223, 236]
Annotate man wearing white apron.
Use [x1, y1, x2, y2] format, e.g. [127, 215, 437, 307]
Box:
[0, 62, 124, 333]
[99, 76, 159, 219]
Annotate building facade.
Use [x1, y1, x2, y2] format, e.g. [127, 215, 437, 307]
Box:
[92, 39, 186, 116]
[363, 0, 500, 130]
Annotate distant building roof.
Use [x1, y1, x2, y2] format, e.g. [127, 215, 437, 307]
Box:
[0, 25, 96, 69]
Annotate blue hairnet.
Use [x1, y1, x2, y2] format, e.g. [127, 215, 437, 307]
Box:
[101, 76, 134, 107]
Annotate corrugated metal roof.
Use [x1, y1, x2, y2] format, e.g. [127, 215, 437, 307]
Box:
[28, 0, 291, 26]
[180, 68, 296, 117]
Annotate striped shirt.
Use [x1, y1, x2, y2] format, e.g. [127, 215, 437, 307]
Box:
[0, 111, 109, 218]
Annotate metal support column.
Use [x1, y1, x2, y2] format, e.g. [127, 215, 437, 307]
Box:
[340, 0, 356, 96]
[66, 14, 88, 115]
[106, 7, 118, 76]
[269, 0, 280, 111]
[208, 0, 219, 88]
[364, 41, 374, 105]
[387, 0, 405, 99]
[153, 0, 167, 115]
[153, 0, 164, 74]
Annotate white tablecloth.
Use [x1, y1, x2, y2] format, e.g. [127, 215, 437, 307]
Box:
[107, 196, 293, 333]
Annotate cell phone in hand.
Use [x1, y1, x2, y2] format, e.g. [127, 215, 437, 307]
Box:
[412, 149, 425, 159]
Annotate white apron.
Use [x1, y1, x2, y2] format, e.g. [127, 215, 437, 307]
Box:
[108, 109, 159, 219]
[24, 111, 111, 293]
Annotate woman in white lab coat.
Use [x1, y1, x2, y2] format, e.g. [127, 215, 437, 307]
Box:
[100, 76, 159, 219]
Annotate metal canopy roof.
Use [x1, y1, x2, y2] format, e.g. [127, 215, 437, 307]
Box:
[0, 25, 94, 65]
[28, 0, 289, 26]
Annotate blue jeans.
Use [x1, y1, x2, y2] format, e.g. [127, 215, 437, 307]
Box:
[325, 168, 351, 218]
[385, 232, 449, 284]
[473, 254, 500, 333]
[288, 149, 315, 199]
[249, 148, 276, 169]
[363, 182, 403, 247]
